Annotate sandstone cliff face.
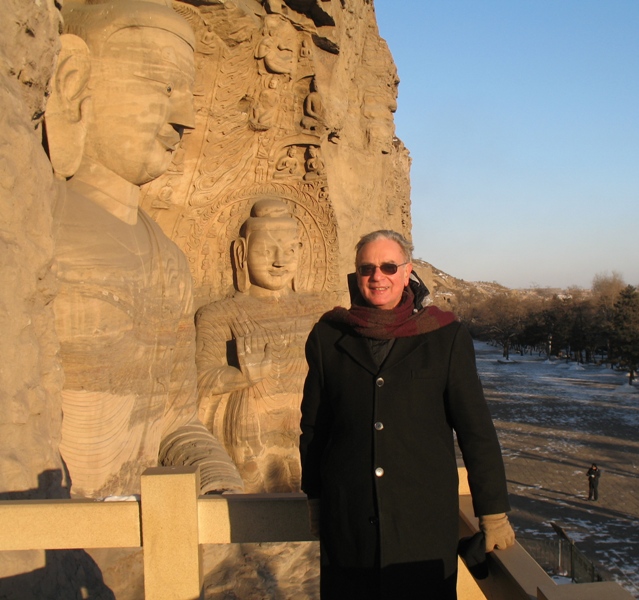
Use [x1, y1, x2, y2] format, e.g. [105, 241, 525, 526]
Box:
[0, 0, 65, 580]
[0, 0, 64, 498]
[140, 0, 412, 306]
[0, 0, 412, 595]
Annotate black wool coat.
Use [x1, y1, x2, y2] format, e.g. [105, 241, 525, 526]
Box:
[300, 319, 510, 598]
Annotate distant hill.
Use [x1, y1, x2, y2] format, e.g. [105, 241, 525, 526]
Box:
[411, 259, 567, 309]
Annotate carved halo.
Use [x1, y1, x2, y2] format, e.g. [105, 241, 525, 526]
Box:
[192, 182, 339, 301]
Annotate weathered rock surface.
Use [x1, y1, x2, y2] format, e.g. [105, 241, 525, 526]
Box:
[0, 0, 66, 583]
[141, 0, 412, 308]
[0, 0, 413, 597]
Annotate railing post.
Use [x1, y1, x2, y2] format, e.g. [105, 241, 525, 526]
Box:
[140, 466, 203, 600]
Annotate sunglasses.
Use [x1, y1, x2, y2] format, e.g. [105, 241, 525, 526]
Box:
[356, 262, 409, 277]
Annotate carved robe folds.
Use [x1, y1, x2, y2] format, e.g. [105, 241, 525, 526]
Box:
[54, 178, 243, 498]
[196, 294, 326, 493]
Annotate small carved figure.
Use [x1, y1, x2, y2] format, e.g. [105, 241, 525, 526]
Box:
[46, 0, 243, 498]
[363, 89, 397, 154]
[195, 198, 328, 492]
[274, 147, 299, 178]
[250, 77, 281, 131]
[255, 15, 296, 76]
[301, 77, 325, 132]
[303, 146, 326, 180]
[299, 38, 312, 59]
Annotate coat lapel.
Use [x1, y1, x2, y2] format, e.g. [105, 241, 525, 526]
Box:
[336, 333, 429, 375]
[382, 335, 428, 372]
[336, 334, 377, 375]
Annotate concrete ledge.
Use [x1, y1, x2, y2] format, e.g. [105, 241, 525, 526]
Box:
[198, 493, 312, 544]
[459, 494, 555, 600]
[537, 581, 635, 600]
[0, 499, 141, 550]
[141, 466, 202, 600]
[0, 467, 633, 600]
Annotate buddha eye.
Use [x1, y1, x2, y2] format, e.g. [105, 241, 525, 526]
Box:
[166, 84, 173, 95]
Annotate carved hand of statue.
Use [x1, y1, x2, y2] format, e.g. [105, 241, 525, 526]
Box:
[237, 337, 272, 385]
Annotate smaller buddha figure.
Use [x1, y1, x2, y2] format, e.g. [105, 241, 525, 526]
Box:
[303, 146, 326, 180]
[195, 198, 328, 492]
[299, 38, 312, 59]
[255, 14, 296, 76]
[273, 147, 299, 178]
[249, 76, 281, 131]
[300, 77, 325, 133]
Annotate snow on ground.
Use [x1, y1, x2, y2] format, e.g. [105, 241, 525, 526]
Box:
[472, 341, 639, 597]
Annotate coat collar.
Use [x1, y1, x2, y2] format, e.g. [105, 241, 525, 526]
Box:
[336, 332, 427, 375]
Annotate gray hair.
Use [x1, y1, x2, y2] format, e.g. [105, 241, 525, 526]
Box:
[355, 230, 414, 263]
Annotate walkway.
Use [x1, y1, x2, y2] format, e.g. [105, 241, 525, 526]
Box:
[473, 342, 639, 597]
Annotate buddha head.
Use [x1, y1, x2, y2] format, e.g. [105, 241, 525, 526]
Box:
[233, 198, 302, 297]
[45, 0, 196, 185]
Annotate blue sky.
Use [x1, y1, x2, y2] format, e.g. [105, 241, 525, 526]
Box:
[374, 0, 639, 289]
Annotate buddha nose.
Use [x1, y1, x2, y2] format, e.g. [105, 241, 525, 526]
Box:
[273, 247, 292, 266]
[168, 89, 196, 131]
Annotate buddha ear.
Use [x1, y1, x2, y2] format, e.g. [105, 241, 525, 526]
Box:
[45, 34, 92, 178]
[232, 237, 250, 293]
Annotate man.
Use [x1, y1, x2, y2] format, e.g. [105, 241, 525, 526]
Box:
[300, 230, 515, 599]
[587, 463, 600, 501]
[46, 0, 242, 498]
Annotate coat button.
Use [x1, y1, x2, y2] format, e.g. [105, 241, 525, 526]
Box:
[374, 421, 384, 431]
[375, 467, 384, 477]
[369, 516, 379, 525]
[376, 377, 384, 387]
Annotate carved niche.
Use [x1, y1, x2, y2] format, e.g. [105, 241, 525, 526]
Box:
[140, 0, 341, 306]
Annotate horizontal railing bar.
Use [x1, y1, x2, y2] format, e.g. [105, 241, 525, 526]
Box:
[198, 492, 311, 544]
[0, 499, 141, 550]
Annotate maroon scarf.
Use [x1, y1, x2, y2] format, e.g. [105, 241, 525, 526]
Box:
[320, 287, 457, 340]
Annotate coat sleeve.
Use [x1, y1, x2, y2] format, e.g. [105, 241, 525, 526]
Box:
[299, 324, 332, 499]
[446, 325, 511, 516]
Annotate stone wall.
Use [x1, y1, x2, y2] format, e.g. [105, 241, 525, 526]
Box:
[0, 0, 66, 581]
[0, 0, 412, 595]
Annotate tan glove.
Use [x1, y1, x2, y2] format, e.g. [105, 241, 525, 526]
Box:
[307, 498, 320, 538]
[479, 513, 515, 551]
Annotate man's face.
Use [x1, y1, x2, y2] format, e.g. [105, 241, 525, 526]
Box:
[84, 27, 195, 185]
[246, 227, 301, 291]
[356, 238, 412, 310]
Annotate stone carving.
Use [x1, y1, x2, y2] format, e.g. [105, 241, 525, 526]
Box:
[45, 0, 242, 499]
[255, 14, 297, 77]
[303, 145, 326, 181]
[300, 77, 325, 133]
[195, 197, 335, 492]
[250, 76, 281, 131]
[274, 146, 300, 178]
[138, 1, 411, 298]
[0, 0, 415, 592]
[185, 181, 341, 307]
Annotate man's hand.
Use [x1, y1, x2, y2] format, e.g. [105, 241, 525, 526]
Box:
[479, 513, 515, 551]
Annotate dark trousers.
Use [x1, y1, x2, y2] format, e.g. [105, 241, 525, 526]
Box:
[320, 562, 458, 600]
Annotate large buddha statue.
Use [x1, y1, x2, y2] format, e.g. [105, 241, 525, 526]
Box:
[195, 198, 329, 493]
[46, 0, 243, 498]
